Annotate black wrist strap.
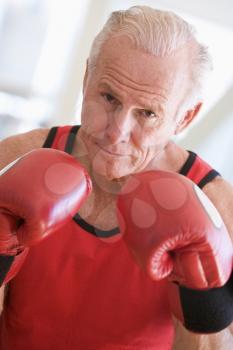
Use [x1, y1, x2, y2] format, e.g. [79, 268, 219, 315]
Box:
[0, 255, 15, 286]
[179, 271, 233, 333]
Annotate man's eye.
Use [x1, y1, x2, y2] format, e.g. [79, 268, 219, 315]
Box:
[102, 93, 116, 104]
[140, 109, 157, 119]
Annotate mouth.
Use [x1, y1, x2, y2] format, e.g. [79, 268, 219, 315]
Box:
[97, 144, 128, 157]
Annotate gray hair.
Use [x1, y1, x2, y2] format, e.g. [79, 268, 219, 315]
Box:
[88, 6, 212, 115]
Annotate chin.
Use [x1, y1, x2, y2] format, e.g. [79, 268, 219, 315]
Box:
[91, 156, 131, 181]
[94, 164, 126, 181]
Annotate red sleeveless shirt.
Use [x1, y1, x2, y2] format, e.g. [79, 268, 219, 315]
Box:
[0, 125, 220, 350]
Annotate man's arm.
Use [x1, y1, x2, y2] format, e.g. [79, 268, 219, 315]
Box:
[0, 128, 49, 170]
[172, 176, 233, 350]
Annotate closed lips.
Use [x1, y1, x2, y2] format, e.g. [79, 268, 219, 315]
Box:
[98, 145, 128, 156]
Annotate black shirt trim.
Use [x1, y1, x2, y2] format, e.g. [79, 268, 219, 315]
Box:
[73, 213, 120, 238]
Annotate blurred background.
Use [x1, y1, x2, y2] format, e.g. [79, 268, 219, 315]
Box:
[0, 0, 233, 182]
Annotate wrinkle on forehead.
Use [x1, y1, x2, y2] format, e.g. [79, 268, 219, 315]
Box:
[100, 39, 185, 87]
[104, 62, 156, 90]
[100, 70, 168, 103]
[101, 55, 169, 92]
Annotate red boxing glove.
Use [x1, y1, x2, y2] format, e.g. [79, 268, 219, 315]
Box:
[117, 170, 233, 333]
[0, 148, 92, 285]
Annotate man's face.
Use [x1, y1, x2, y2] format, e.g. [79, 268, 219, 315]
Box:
[81, 36, 191, 180]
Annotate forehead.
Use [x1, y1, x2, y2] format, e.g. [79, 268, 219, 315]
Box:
[94, 36, 190, 97]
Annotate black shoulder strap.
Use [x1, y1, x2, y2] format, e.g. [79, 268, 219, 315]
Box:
[179, 151, 196, 176]
[179, 151, 220, 189]
[42, 126, 58, 148]
[64, 125, 80, 154]
[42, 125, 81, 154]
[198, 169, 221, 189]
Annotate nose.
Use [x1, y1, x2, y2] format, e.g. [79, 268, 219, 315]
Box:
[105, 108, 133, 144]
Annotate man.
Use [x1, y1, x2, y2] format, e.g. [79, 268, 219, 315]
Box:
[0, 5, 232, 350]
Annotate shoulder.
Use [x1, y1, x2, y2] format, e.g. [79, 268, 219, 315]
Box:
[0, 128, 50, 170]
[202, 176, 233, 241]
[147, 141, 189, 173]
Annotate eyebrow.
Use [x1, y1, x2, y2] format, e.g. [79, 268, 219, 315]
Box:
[98, 82, 164, 114]
[98, 82, 119, 96]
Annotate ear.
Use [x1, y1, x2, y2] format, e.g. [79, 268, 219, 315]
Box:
[83, 59, 89, 95]
[175, 102, 202, 134]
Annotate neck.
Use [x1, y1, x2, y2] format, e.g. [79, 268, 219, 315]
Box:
[144, 141, 189, 173]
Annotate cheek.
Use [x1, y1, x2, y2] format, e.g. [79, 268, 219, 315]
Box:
[81, 99, 108, 136]
[133, 122, 176, 150]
